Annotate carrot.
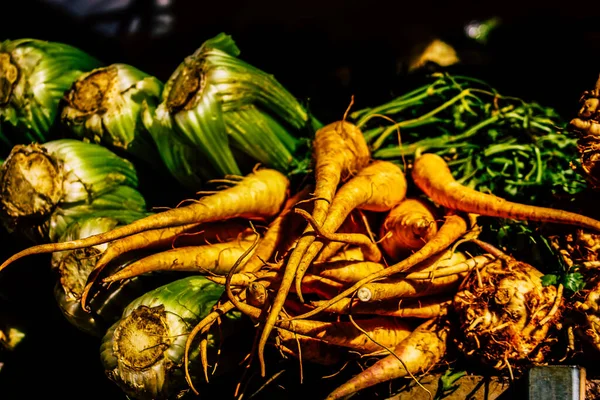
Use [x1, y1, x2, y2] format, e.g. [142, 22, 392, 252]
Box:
[294, 160, 408, 299]
[292, 275, 346, 299]
[404, 254, 493, 280]
[255, 122, 369, 374]
[356, 272, 465, 302]
[288, 213, 470, 321]
[308, 120, 371, 239]
[318, 245, 364, 263]
[206, 270, 277, 287]
[80, 220, 250, 309]
[0, 168, 289, 271]
[276, 317, 414, 354]
[380, 198, 438, 261]
[275, 330, 348, 366]
[314, 211, 371, 263]
[357, 254, 493, 302]
[406, 249, 469, 274]
[325, 318, 449, 400]
[296, 208, 382, 262]
[311, 296, 452, 319]
[205, 270, 345, 301]
[413, 153, 600, 231]
[185, 300, 238, 394]
[311, 260, 385, 283]
[103, 234, 258, 282]
[279, 122, 371, 302]
[240, 187, 311, 273]
[214, 294, 414, 355]
[258, 161, 406, 375]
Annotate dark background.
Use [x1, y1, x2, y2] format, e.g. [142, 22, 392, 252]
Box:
[1, 0, 600, 399]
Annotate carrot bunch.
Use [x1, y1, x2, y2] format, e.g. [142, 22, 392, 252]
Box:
[3, 113, 600, 399]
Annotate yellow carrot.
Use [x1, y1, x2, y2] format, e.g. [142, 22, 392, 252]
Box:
[413, 153, 600, 230]
[380, 198, 438, 261]
[357, 254, 493, 302]
[81, 220, 250, 309]
[311, 260, 385, 283]
[318, 246, 364, 263]
[276, 318, 414, 354]
[275, 329, 348, 366]
[240, 187, 311, 273]
[0, 168, 289, 271]
[258, 160, 406, 376]
[294, 160, 408, 299]
[288, 213, 469, 321]
[259, 121, 370, 377]
[311, 296, 452, 319]
[103, 234, 258, 282]
[325, 318, 449, 399]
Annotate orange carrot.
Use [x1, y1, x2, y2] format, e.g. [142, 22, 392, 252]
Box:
[309, 120, 371, 238]
[325, 318, 449, 400]
[322, 246, 365, 263]
[413, 153, 600, 230]
[296, 208, 382, 262]
[240, 187, 311, 273]
[357, 254, 493, 302]
[288, 213, 469, 321]
[275, 330, 348, 366]
[81, 220, 250, 309]
[380, 198, 438, 261]
[276, 318, 414, 354]
[294, 160, 408, 299]
[0, 168, 289, 272]
[257, 121, 370, 376]
[356, 272, 466, 302]
[311, 260, 385, 283]
[311, 296, 452, 319]
[103, 234, 258, 282]
[258, 161, 406, 375]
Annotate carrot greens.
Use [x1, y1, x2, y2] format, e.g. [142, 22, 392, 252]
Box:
[356, 72, 586, 206]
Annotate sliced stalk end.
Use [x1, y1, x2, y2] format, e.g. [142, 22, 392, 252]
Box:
[67, 66, 117, 113]
[114, 305, 171, 370]
[0, 52, 18, 106]
[0, 144, 63, 226]
[56, 246, 102, 301]
[166, 60, 203, 113]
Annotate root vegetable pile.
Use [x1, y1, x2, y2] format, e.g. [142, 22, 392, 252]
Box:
[2, 63, 600, 400]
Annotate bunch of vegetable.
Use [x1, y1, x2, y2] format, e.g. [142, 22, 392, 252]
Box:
[100, 275, 245, 400]
[143, 33, 320, 189]
[2, 32, 600, 400]
[0, 139, 149, 243]
[3, 121, 598, 399]
[51, 216, 174, 337]
[59, 63, 163, 167]
[0, 38, 102, 154]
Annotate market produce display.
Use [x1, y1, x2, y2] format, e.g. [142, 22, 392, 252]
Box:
[2, 32, 600, 400]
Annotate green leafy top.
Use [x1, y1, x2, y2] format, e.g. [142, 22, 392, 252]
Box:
[356, 73, 586, 207]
